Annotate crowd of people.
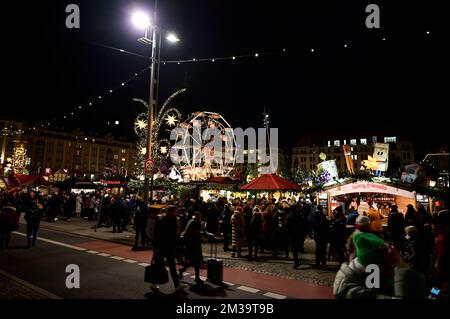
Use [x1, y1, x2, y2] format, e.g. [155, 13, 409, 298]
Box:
[1, 188, 448, 298]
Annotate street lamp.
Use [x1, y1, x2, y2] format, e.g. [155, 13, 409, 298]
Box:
[132, 3, 179, 206]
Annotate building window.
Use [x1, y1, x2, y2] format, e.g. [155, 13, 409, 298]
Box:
[113, 155, 119, 160]
[334, 140, 340, 147]
[327, 141, 331, 147]
[360, 138, 367, 145]
[350, 139, 357, 146]
[372, 136, 377, 143]
[407, 153, 411, 159]
[384, 136, 397, 143]
[343, 140, 347, 145]
[352, 155, 358, 160]
[121, 149, 126, 154]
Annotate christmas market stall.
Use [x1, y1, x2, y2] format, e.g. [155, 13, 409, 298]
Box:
[194, 176, 240, 201]
[240, 173, 303, 200]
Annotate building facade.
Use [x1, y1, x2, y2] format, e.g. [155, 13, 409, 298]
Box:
[291, 131, 415, 176]
[0, 119, 137, 178]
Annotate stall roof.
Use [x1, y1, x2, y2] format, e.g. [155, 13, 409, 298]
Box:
[5, 174, 50, 187]
[240, 173, 302, 191]
[324, 179, 416, 199]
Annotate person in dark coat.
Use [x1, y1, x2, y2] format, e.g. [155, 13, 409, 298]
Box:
[219, 204, 232, 252]
[111, 197, 124, 233]
[308, 205, 329, 268]
[287, 204, 306, 268]
[405, 204, 420, 228]
[329, 208, 347, 264]
[24, 198, 44, 247]
[178, 211, 204, 284]
[132, 200, 148, 251]
[387, 205, 405, 250]
[247, 206, 262, 260]
[346, 207, 359, 226]
[0, 203, 18, 249]
[152, 206, 183, 293]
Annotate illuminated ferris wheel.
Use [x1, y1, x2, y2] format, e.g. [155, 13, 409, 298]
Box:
[174, 111, 237, 182]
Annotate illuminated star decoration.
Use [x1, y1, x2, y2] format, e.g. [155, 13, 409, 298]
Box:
[45, 168, 52, 174]
[136, 119, 147, 129]
[362, 156, 378, 170]
[140, 147, 147, 155]
[165, 114, 178, 127]
[160, 146, 168, 154]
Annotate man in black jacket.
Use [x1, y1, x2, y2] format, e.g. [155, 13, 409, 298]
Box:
[288, 204, 306, 268]
[309, 205, 329, 268]
[132, 201, 148, 251]
[151, 206, 184, 293]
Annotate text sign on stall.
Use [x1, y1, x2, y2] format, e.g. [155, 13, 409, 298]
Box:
[328, 181, 415, 199]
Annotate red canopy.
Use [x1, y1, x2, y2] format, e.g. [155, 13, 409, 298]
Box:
[240, 174, 302, 191]
[9, 174, 51, 187]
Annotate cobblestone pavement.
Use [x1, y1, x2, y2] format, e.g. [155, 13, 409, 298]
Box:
[217, 239, 340, 287]
[0, 271, 51, 299]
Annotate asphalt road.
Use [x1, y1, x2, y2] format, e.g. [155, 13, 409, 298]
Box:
[0, 225, 271, 300]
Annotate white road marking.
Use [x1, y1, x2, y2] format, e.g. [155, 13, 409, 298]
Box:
[237, 286, 260, 293]
[110, 256, 125, 260]
[123, 259, 137, 264]
[264, 292, 287, 299]
[223, 281, 235, 286]
[98, 253, 112, 257]
[86, 250, 99, 254]
[12, 231, 87, 251]
[138, 263, 150, 267]
[0, 269, 62, 299]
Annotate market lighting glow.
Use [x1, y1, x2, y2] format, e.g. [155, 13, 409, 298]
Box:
[166, 33, 180, 43]
[132, 11, 151, 29]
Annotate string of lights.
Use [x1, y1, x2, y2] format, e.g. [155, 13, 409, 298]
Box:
[49, 29, 432, 126]
[43, 64, 151, 127]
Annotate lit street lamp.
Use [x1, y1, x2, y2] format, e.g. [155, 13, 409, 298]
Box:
[131, 2, 179, 205]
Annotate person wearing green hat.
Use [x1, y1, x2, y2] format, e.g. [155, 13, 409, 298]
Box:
[333, 232, 426, 299]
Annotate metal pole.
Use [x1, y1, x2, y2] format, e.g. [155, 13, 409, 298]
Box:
[144, 1, 159, 206]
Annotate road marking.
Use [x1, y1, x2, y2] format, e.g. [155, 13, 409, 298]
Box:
[110, 256, 125, 260]
[123, 259, 137, 264]
[138, 263, 150, 267]
[12, 232, 87, 251]
[0, 269, 62, 299]
[223, 281, 235, 286]
[98, 253, 112, 257]
[264, 292, 287, 299]
[237, 286, 260, 293]
[86, 250, 99, 254]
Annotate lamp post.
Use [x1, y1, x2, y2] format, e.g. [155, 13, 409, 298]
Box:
[132, 5, 179, 206]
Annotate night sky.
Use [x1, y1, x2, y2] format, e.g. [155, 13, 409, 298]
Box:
[2, 0, 448, 154]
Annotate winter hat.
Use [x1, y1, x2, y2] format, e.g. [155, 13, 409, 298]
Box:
[355, 215, 370, 227]
[352, 232, 386, 267]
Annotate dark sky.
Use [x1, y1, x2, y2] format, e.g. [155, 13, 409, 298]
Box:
[2, 0, 449, 153]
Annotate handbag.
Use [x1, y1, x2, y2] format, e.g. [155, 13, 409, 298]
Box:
[144, 256, 169, 284]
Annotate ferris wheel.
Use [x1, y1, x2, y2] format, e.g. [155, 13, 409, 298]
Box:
[174, 111, 237, 182]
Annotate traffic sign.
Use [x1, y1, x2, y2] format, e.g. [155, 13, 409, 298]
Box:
[144, 159, 157, 173]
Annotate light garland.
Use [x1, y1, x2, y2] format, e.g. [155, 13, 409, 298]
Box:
[42, 65, 151, 127]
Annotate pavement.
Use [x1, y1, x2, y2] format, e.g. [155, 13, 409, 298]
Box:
[0, 216, 338, 299]
[27, 216, 340, 287]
